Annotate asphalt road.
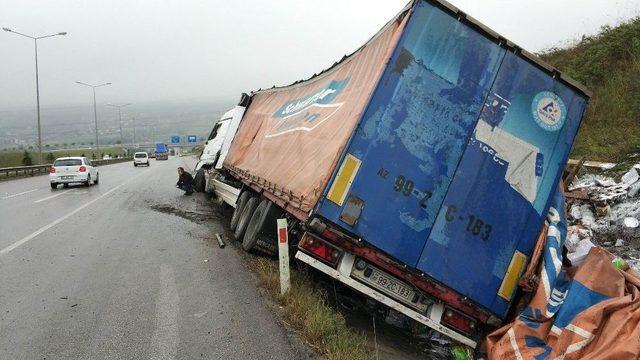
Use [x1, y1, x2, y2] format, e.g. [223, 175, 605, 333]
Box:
[0, 157, 311, 359]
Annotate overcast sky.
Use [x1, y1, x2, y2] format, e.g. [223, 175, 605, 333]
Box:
[1, 0, 638, 109]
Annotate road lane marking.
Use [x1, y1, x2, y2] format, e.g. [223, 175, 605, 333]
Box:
[0, 171, 147, 256]
[1, 188, 39, 200]
[150, 264, 179, 360]
[34, 189, 75, 203]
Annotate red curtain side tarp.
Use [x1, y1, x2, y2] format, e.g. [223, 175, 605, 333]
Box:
[224, 10, 409, 213]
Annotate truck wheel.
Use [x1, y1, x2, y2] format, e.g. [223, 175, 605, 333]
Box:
[230, 191, 251, 231]
[194, 168, 206, 193]
[234, 197, 259, 241]
[243, 199, 281, 252]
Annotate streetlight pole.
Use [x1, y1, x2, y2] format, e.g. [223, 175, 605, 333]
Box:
[132, 117, 137, 147]
[3, 27, 67, 164]
[106, 103, 132, 146]
[76, 81, 111, 156]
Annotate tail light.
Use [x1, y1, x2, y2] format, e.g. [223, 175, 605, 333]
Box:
[441, 307, 477, 335]
[79, 166, 86, 172]
[299, 234, 342, 266]
[49, 167, 56, 174]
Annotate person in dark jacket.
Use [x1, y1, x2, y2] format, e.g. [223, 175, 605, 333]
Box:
[176, 167, 194, 195]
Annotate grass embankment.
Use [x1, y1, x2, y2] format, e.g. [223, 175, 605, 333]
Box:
[540, 17, 640, 162]
[0, 146, 127, 168]
[247, 256, 372, 360]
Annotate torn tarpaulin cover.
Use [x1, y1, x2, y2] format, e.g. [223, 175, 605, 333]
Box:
[486, 188, 640, 359]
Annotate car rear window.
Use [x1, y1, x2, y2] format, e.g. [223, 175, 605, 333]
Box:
[53, 159, 82, 166]
[135, 153, 147, 158]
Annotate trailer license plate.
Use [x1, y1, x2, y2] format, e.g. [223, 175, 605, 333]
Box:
[370, 269, 413, 300]
[352, 266, 413, 303]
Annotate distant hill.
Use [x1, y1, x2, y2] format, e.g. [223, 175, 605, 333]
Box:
[540, 17, 640, 162]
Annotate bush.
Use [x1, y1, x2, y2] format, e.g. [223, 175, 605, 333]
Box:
[540, 17, 640, 161]
[22, 150, 33, 166]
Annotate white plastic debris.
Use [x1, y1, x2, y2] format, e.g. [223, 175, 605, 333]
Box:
[565, 232, 581, 253]
[569, 204, 583, 220]
[615, 239, 625, 247]
[567, 239, 596, 266]
[622, 168, 640, 185]
[596, 178, 617, 187]
[628, 181, 640, 197]
[580, 205, 596, 227]
[623, 217, 639, 228]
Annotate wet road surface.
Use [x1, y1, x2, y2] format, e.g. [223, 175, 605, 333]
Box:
[0, 157, 311, 359]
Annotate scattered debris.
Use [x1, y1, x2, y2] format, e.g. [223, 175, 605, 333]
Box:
[71, 304, 78, 307]
[567, 158, 616, 170]
[215, 233, 225, 248]
[622, 168, 639, 186]
[203, 259, 208, 263]
[60, 296, 68, 300]
[567, 238, 596, 266]
[623, 217, 639, 228]
[566, 161, 640, 273]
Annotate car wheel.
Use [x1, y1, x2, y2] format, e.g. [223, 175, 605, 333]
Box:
[243, 199, 281, 252]
[63, 183, 69, 188]
[84, 175, 91, 187]
[50, 183, 58, 189]
[230, 191, 252, 231]
[134, 163, 137, 167]
[234, 197, 259, 241]
[94, 173, 99, 185]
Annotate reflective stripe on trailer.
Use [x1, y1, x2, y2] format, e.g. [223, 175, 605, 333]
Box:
[295, 250, 477, 348]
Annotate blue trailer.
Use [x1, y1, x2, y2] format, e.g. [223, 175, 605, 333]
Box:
[155, 142, 169, 160]
[220, 0, 590, 348]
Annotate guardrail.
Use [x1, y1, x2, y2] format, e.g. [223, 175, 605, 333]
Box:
[0, 157, 132, 181]
[0, 164, 52, 179]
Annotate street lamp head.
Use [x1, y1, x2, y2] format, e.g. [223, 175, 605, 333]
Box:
[58, 32, 67, 36]
[2, 27, 12, 32]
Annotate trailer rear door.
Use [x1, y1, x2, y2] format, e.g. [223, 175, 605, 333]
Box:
[416, 52, 588, 317]
[315, 2, 505, 267]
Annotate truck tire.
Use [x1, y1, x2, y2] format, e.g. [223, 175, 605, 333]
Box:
[230, 191, 252, 231]
[234, 197, 259, 241]
[194, 168, 205, 192]
[243, 199, 281, 252]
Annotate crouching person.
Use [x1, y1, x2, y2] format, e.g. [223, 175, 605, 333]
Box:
[176, 167, 194, 195]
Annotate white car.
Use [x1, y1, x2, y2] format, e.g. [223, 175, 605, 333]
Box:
[133, 152, 150, 167]
[49, 157, 99, 189]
